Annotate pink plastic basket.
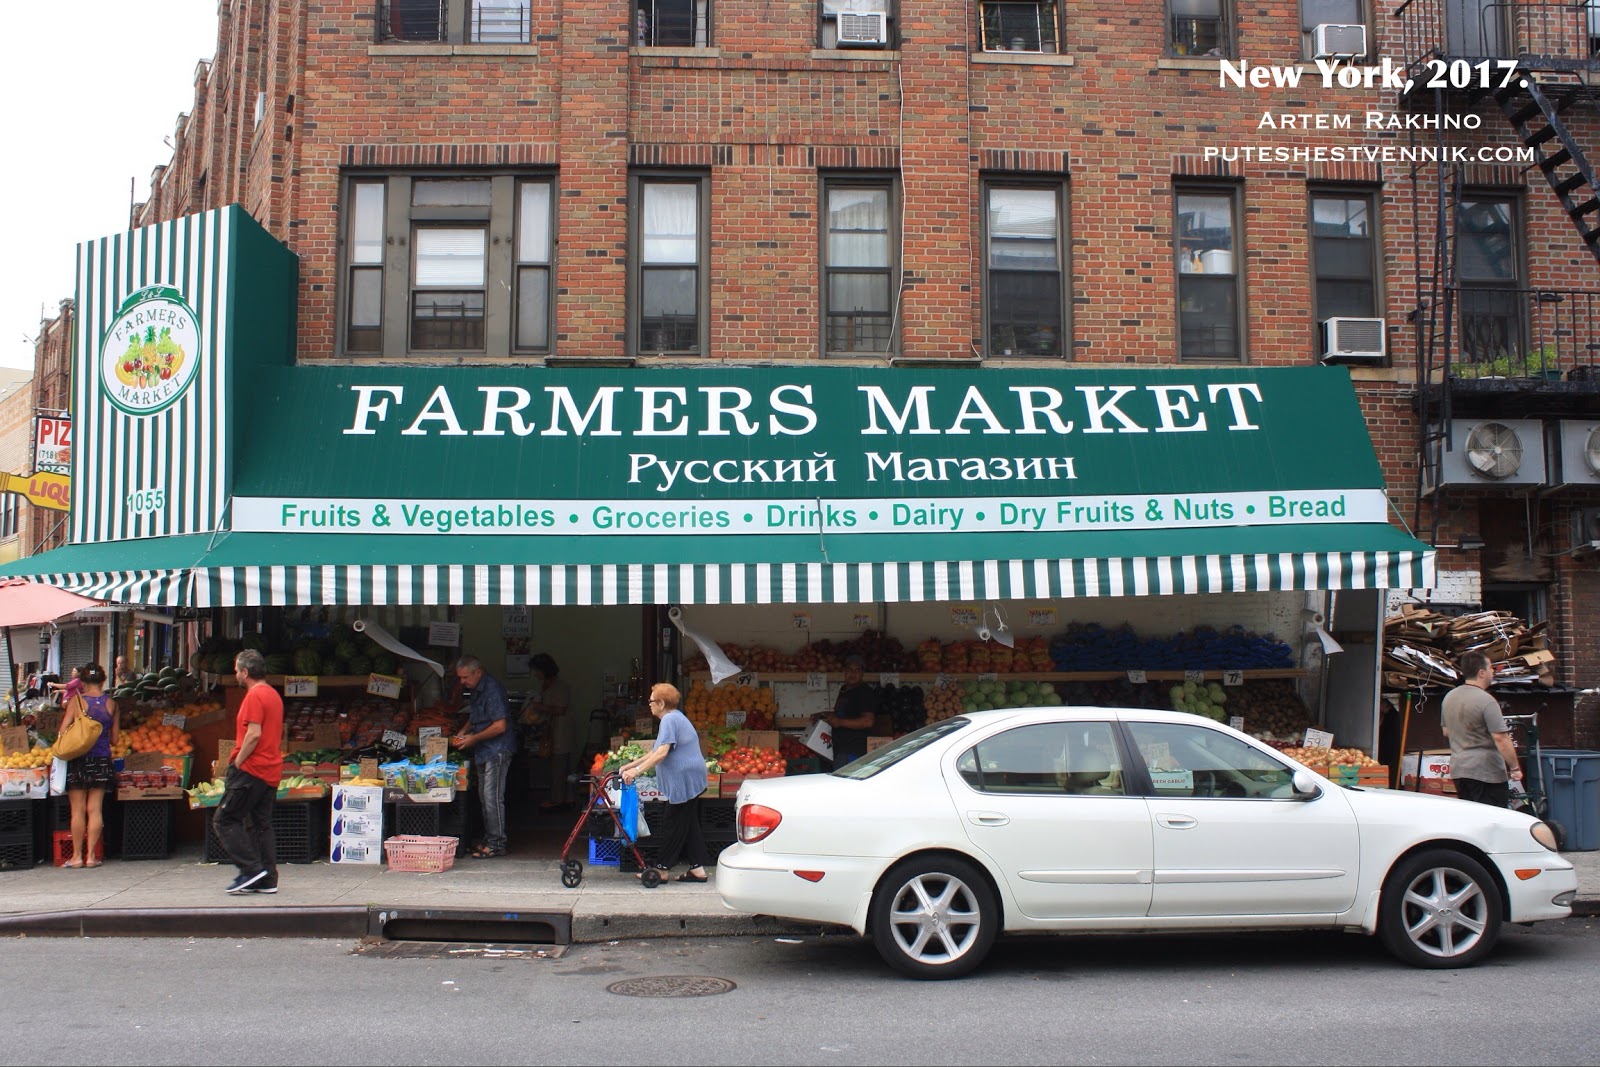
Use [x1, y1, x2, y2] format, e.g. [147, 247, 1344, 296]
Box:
[383, 835, 459, 873]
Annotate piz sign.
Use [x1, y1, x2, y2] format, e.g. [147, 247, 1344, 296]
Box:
[33, 416, 71, 475]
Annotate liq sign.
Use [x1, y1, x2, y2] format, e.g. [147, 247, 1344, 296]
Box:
[98, 285, 202, 416]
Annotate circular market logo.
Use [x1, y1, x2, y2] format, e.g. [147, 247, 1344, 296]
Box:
[99, 285, 202, 416]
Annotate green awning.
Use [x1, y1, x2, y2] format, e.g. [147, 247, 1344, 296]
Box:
[0, 525, 1433, 607]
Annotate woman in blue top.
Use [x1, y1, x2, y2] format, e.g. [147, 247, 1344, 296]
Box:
[60, 662, 118, 868]
[620, 683, 711, 883]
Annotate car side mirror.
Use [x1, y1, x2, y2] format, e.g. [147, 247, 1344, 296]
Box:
[1290, 769, 1322, 800]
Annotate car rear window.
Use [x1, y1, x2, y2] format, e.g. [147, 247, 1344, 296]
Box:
[831, 718, 972, 780]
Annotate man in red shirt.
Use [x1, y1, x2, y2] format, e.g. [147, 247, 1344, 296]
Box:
[216, 649, 285, 894]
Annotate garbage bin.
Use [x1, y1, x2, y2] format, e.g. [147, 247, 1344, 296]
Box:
[1538, 749, 1600, 851]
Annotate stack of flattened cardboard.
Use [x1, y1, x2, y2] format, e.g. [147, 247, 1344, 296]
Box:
[1382, 606, 1556, 688]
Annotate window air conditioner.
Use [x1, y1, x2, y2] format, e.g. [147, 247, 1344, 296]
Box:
[1321, 317, 1386, 363]
[837, 11, 889, 46]
[1313, 23, 1367, 59]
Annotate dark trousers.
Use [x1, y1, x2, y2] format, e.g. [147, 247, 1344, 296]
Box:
[216, 766, 278, 877]
[654, 794, 710, 870]
[1454, 777, 1511, 808]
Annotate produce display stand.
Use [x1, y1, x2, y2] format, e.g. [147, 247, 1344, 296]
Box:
[202, 798, 329, 865]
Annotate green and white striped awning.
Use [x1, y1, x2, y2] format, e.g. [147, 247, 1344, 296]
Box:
[0, 526, 1433, 607]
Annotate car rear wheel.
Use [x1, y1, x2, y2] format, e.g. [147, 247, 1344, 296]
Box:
[870, 856, 997, 980]
[1378, 848, 1502, 968]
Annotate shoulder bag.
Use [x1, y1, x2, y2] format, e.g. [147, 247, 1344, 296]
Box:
[52, 696, 103, 762]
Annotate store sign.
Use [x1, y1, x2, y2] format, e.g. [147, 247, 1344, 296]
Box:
[33, 416, 71, 475]
[98, 285, 203, 417]
[0, 471, 70, 511]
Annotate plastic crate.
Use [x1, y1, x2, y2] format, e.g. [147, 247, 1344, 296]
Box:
[120, 800, 173, 860]
[204, 801, 327, 865]
[383, 835, 459, 873]
[391, 802, 441, 837]
[619, 840, 661, 872]
[53, 830, 106, 866]
[0, 838, 33, 871]
[698, 800, 737, 834]
[1539, 749, 1600, 851]
[587, 836, 623, 867]
[0, 800, 32, 838]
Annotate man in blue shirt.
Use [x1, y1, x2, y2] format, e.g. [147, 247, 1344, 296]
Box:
[452, 655, 515, 858]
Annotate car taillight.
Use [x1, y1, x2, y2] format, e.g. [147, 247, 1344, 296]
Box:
[738, 803, 782, 844]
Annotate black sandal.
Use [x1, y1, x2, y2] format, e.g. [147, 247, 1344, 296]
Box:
[676, 870, 708, 883]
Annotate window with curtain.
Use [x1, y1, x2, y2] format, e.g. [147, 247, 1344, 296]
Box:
[1175, 188, 1242, 361]
[1311, 191, 1378, 354]
[471, 0, 530, 42]
[1168, 0, 1231, 56]
[979, 1, 1061, 53]
[636, 178, 704, 354]
[339, 172, 555, 356]
[378, 0, 532, 44]
[824, 181, 896, 355]
[986, 184, 1065, 357]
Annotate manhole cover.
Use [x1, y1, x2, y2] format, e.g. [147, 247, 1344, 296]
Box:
[606, 975, 737, 998]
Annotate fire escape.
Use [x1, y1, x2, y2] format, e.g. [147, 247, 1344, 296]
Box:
[1397, 0, 1600, 547]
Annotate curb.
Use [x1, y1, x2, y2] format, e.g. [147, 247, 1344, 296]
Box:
[0, 906, 370, 939]
[570, 910, 832, 943]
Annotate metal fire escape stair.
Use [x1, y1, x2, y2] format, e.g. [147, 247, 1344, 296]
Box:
[1493, 72, 1600, 263]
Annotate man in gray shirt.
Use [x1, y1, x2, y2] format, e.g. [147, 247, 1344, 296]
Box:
[1441, 650, 1524, 808]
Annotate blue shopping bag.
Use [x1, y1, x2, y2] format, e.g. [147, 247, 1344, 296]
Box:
[619, 781, 641, 842]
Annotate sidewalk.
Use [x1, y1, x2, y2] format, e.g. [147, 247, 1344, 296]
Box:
[1, 844, 1594, 942]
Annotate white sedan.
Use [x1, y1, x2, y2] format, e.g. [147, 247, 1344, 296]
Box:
[717, 707, 1576, 979]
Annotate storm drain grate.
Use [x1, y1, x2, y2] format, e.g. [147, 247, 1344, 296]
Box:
[606, 975, 737, 998]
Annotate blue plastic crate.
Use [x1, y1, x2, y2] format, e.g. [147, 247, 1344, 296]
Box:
[1538, 749, 1600, 852]
[587, 836, 623, 867]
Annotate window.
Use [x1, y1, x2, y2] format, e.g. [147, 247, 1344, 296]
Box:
[1311, 190, 1379, 353]
[832, 718, 972, 779]
[1456, 195, 1523, 364]
[985, 182, 1066, 357]
[980, 1, 1060, 53]
[1125, 721, 1297, 799]
[339, 173, 555, 356]
[0, 494, 17, 540]
[1175, 186, 1242, 361]
[1445, 0, 1506, 57]
[377, 0, 532, 44]
[819, 0, 893, 48]
[1300, 0, 1366, 59]
[632, 175, 707, 355]
[823, 178, 898, 355]
[956, 721, 1125, 795]
[1168, 0, 1231, 56]
[635, 0, 709, 46]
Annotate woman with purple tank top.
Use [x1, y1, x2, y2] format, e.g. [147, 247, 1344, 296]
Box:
[60, 663, 119, 868]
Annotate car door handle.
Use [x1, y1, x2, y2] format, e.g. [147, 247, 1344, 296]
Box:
[968, 811, 1011, 826]
[1156, 814, 1198, 829]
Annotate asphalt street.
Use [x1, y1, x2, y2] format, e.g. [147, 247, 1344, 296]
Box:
[5, 918, 1598, 1066]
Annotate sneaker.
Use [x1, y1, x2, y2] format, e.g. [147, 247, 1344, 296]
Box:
[225, 869, 269, 895]
[247, 876, 279, 894]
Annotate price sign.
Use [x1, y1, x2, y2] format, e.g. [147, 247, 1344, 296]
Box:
[733, 672, 758, 688]
[380, 729, 407, 748]
[1228, 715, 1245, 732]
[977, 672, 998, 683]
[501, 605, 531, 637]
[0, 726, 27, 755]
[852, 613, 873, 629]
[805, 671, 827, 692]
[1126, 669, 1147, 684]
[1303, 727, 1335, 749]
[283, 675, 319, 698]
[367, 673, 404, 699]
[359, 757, 380, 780]
[949, 605, 979, 627]
[34, 709, 62, 738]
[1027, 607, 1058, 627]
[1183, 670, 1207, 684]
[312, 723, 342, 750]
[878, 672, 900, 687]
[725, 709, 747, 727]
[1222, 670, 1245, 687]
[792, 612, 811, 629]
[935, 673, 956, 688]
[417, 726, 443, 740]
[422, 736, 449, 763]
[162, 713, 187, 729]
[1142, 741, 1172, 767]
[428, 621, 461, 647]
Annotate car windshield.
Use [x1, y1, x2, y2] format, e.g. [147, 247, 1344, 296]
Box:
[831, 717, 972, 779]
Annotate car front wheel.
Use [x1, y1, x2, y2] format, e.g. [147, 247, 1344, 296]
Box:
[1378, 848, 1503, 968]
[870, 856, 998, 980]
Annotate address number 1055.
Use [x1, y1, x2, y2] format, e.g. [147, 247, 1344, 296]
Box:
[126, 489, 166, 514]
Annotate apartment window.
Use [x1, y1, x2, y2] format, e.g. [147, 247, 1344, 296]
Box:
[1175, 187, 1242, 361]
[819, 0, 894, 48]
[377, 0, 532, 44]
[1300, 0, 1366, 59]
[980, 1, 1061, 53]
[1456, 195, 1523, 364]
[635, 0, 709, 46]
[0, 495, 16, 540]
[1168, 0, 1231, 56]
[339, 173, 555, 357]
[985, 182, 1066, 357]
[632, 176, 707, 355]
[823, 179, 898, 355]
[1311, 190, 1379, 350]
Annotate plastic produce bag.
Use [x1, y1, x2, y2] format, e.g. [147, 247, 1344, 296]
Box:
[619, 781, 641, 842]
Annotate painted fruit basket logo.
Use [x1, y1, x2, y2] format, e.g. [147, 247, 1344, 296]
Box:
[99, 285, 202, 416]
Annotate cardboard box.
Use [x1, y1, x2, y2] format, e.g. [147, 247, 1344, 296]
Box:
[773, 715, 812, 730]
[117, 752, 186, 801]
[0, 766, 48, 800]
[735, 730, 781, 750]
[1400, 751, 1451, 781]
[800, 720, 832, 759]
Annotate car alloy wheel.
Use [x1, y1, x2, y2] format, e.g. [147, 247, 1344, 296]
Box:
[870, 856, 997, 979]
[1378, 848, 1502, 968]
